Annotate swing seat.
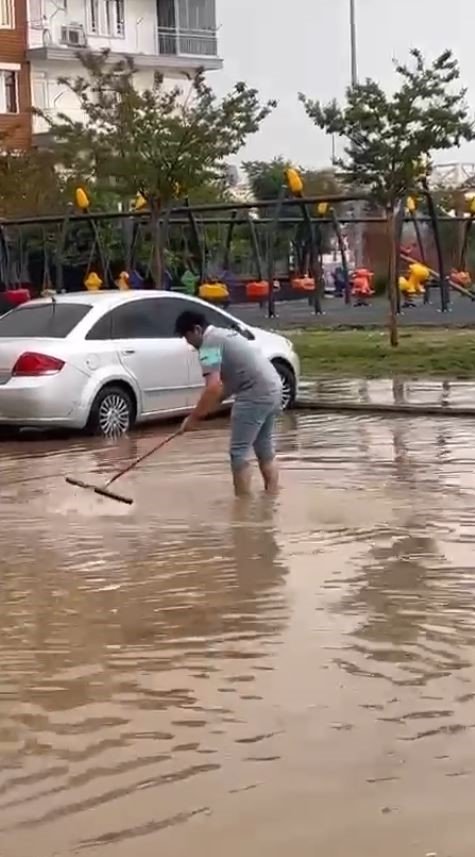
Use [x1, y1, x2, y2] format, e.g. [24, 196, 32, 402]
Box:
[116, 272, 130, 290]
[291, 276, 315, 292]
[199, 282, 230, 301]
[246, 280, 269, 300]
[4, 289, 30, 306]
[84, 272, 103, 291]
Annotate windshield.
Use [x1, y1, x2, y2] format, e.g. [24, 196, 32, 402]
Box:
[0, 304, 91, 338]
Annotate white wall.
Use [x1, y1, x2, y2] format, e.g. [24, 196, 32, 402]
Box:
[28, 0, 160, 56]
[27, 0, 220, 132]
[30, 61, 165, 132]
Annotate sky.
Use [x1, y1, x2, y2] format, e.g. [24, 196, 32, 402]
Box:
[213, 0, 475, 170]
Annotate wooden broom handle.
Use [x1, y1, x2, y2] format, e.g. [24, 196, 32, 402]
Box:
[106, 430, 180, 487]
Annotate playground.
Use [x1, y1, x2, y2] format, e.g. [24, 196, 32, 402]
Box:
[1, 168, 475, 330]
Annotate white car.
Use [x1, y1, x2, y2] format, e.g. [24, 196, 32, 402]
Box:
[0, 291, 300, 436]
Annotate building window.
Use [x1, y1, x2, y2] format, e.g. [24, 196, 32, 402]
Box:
[28, 0, 44, 28]
[106, 0, 124, 36]
[177, 0, 215, 32]
[0, 0, 14, 28]
[0, 69, 19, 114]
[88, 0, 124, 37]
[88, 0, 99, 33]
[176, 0, 217, 55]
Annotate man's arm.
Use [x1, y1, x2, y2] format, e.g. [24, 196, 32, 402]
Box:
[179, 341, 225, 432]
[180, 370, 224, 432]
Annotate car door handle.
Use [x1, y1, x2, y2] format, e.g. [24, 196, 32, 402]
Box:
[122, 349, 135, 355]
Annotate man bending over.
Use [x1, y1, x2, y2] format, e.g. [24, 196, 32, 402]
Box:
[175, 310, 282, 496]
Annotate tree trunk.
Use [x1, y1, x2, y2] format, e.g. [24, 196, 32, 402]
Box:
[387, 206, 399, 348]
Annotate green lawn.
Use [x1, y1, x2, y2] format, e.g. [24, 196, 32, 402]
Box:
[291, 329, 475, 378]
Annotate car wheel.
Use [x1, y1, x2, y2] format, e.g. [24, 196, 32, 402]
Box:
[273, 361, 296, 411]
[87, 385, 135, 437]
[0, 426, 20, 441]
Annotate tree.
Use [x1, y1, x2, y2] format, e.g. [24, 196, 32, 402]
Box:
[243, 157, 291, 200]
[242, 158, 342, 264]
[37, 51, 276, 206]
[0, 150, 68, 217]
[243, 157, 341, 202]
[299, 49, 475, 209]
[300, 49, 475, 346]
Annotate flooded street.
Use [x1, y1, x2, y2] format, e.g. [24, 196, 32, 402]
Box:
[2, 405, 475, 856]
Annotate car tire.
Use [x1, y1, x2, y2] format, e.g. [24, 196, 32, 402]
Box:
[0, 426, 20, 441]
[87, 385, 135, 437]
[273, 361, 296, 411]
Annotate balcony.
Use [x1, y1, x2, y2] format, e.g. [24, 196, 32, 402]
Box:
[157, 26, 218, 58]
[27, 23, 222, 72]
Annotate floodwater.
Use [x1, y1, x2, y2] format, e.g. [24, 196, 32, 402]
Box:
[2, 401, 475, 856]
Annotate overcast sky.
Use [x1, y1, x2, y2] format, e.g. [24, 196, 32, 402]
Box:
[214, 0, 475, 170]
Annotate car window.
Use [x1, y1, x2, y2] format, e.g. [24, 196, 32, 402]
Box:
[85, 312, 113, 341]
[111, 301, 161, 339]
[145, 297, 237, 338]
[86, 298, 180, 341]
[0, 303, 91, 338]
[167, 299, 237, 333]
[197, 305, 235, 330]
[85, 296, 239, 341]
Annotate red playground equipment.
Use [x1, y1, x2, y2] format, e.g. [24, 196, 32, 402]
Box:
[351, 268, 374, 306]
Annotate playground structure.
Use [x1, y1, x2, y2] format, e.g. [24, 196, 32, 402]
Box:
[0, 179, 363, 317]
[1, 169, 475, 318]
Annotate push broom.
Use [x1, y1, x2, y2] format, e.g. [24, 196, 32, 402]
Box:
[65, 430, 180, 505]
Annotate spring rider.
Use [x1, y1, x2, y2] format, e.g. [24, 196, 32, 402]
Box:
[351, 268, 374, 306]
[399, 262, 429, 307]
[450, 268, 473, 291]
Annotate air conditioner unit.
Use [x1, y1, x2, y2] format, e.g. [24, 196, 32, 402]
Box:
[60, 25, 86, 47]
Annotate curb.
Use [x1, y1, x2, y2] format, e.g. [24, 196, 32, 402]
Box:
[295, 399, 475, 417]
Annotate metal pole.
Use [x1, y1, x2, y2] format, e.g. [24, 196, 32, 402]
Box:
[349, 0, 358, 86]
[349, 0, 363, 268]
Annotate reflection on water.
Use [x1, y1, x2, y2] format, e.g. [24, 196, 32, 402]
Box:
[302, 375, 475, 408]
[1, 408, 475, 856]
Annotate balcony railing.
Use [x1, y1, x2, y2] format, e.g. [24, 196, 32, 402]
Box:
[157, 26, 218, 58]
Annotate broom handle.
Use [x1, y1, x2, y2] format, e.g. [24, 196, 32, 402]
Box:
[106, 430, 180, 487]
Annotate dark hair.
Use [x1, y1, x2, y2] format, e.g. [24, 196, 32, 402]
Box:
[175, 309, 208, 337]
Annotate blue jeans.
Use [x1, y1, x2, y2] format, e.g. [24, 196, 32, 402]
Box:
[230, 396, 281, 470]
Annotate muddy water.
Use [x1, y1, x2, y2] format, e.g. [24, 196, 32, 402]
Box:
[1, 411, 475, 857]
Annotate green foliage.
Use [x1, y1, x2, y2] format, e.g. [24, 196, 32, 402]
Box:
[243, 156, 291, 200]
[242, 157, 341, 201]
[300, 49, 475, 208]
[36, 50, 276, 205]
[0, 150, 68, 217]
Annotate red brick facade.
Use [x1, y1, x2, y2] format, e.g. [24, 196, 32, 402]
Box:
[0, 0, 31, 148]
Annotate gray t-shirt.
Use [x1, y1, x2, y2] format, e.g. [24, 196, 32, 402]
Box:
[199, 326, 282, 402]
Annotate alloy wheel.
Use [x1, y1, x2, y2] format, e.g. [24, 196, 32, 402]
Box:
[98, 394, 131, 436]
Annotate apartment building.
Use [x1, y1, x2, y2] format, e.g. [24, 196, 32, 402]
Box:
[0, 0, 222, 148]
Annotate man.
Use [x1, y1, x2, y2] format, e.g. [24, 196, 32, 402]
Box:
[175, 310, 282, 496]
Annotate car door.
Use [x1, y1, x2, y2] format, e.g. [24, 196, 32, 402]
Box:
[109, 298, 192, 415]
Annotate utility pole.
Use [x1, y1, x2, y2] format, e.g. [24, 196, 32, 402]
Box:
[349, 0, 363, 267]
[349, 0, 358, 86]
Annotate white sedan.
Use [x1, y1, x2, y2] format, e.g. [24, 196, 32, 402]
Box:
[0, 291, 300, 436]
